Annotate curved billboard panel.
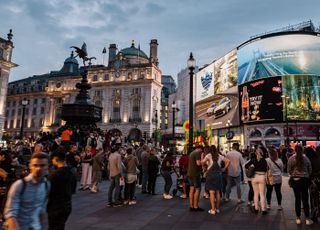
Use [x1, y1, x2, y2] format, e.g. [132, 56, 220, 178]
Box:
[237, 34, 320, 84]
[282, 75, 320, 121]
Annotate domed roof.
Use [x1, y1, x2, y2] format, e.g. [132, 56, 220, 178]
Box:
[120, 41, 148, 59]
[64, 51, 78, 64]
[59, 51, 79, 74]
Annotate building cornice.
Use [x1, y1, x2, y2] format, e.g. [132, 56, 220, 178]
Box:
[0, 59, 18, 68]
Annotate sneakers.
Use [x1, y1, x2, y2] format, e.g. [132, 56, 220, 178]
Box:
[305, 219, 313, 225]
[180, 194, 187, 199]
[277, 205, 283, 210]
[216, 209, 220, 214]
[237, 199, 244, 204]
[267, 204, 271, 209]
[225, 198, 230, 202]
[163, 194, 173, 199]
[129, 200, 137, 205]
[208, 209, 216, 215]
[296, 217, 302, 225]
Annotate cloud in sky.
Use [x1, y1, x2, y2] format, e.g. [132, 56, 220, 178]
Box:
[0, 0, 320, 81]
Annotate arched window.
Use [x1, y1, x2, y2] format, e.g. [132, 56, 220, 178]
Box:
[92, 75, 98, 81]
[250, 129, 262, 138]
[104, 74, 109, 81]
[265, 128, 280, 137]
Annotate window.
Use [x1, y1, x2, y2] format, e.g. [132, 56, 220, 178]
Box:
[18, 108, 21, 116]
[31, 119, 35, 128]
[10, 120, 14, 129]
[113, 100, 121, 120]
[4, 120, 7, 129]
[95, 90, 102, 97]
[40, 107, 45, 114]
[32, 108, 37, 115]
[25, 108, 29, 115]
[0, 48, 3, 59]
[6, 110, 9, 117]
[11, 110, 15, 117]
[42, 98, 46, 104]
[92, 75, 98, 81]
[34, 98, 38, 104]
[16, 119, 20, 128]
[104, 74, 109, 81]
[13, 101, 16, 107]
[132, 99, 140, 119]
[24, 119, 28, 128]
[6, 101, 10, 108]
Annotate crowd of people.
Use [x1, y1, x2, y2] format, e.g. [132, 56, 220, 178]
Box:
[0, 129, 319, 229]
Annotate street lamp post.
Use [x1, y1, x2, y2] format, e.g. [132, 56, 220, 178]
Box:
[172, 101, 176, 153]
[282, 94, 290, 147]
[19, 98, 28, 140]
[187, 53, 196, 154]
[226, 119, 232, 151]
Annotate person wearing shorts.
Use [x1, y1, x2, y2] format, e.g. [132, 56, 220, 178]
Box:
[187, 146, 204, 212]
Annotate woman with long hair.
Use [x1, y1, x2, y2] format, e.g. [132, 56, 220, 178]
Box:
[287, 145, 313, 225]
[205, 150, 222, 215]
[306, 145, 320, 223]
[266, 147, 284, 210]
[79, 146, 93, 190]
[245, 147, 268, 214]
[161, 151, 174, 199]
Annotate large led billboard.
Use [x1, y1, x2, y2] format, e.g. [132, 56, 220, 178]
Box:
[282, 75, 320, 121]
[195, 63, 214, 102]
[239, 77, 283, 123]
[237, 34, 320, 84]
[196, 86, 239, 130]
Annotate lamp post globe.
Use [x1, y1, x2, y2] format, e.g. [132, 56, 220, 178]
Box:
[187, 52, 196, 154]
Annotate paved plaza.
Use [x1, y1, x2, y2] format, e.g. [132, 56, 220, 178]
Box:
[66, 176, 319, 230]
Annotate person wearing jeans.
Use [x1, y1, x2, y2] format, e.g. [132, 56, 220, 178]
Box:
[107, 145, 122, 206]
[124, 148, 139, 205]
[266, 147, 284, 210]
[161, 151, 174, 199]
[225, 143, 245, 202]
[288, 145, 313, 225]
[245, 147, 268, 214]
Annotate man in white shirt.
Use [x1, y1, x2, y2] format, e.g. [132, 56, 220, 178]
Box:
[225, 143, 245, 203]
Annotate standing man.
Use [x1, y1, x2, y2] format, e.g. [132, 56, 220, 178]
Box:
[107, 145, 122, 207]
[141, 145, 150, 194]
[225, 143, 245, 203]
[4, 153, 50, 230]
[47, 147, 77, 230]
[187, 146, 204, 211]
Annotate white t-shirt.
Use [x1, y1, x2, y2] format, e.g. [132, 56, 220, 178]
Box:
[204, 154, 225, 170]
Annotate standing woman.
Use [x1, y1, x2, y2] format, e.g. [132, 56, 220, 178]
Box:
[266, 147, 284, 210]
[245, 147, 268, 214]
[245, 149, 255, 208]
[305, 146, 320, 223]
[161, 151, 174, 199]
[287, 145, 313, 225]
[79, 146, 93, 190]
[148, 148, 160, 195]
[205, 151, 222, 215]
[124, 148, 139, 205]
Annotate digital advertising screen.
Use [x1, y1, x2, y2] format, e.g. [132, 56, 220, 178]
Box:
[213, 49, 238, 94]
[237, 34, 320, 84]
[195, 62, 214, 102]
[282, 75, 320, 121]
[239, 77, 283, 123]
[195, 86, 240, 130]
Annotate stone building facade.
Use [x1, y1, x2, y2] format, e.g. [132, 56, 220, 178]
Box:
[5, 40, 162, 141]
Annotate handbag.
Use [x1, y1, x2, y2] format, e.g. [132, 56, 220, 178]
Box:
[245, 165, 255, 178]
[266, 168, 273, 185]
